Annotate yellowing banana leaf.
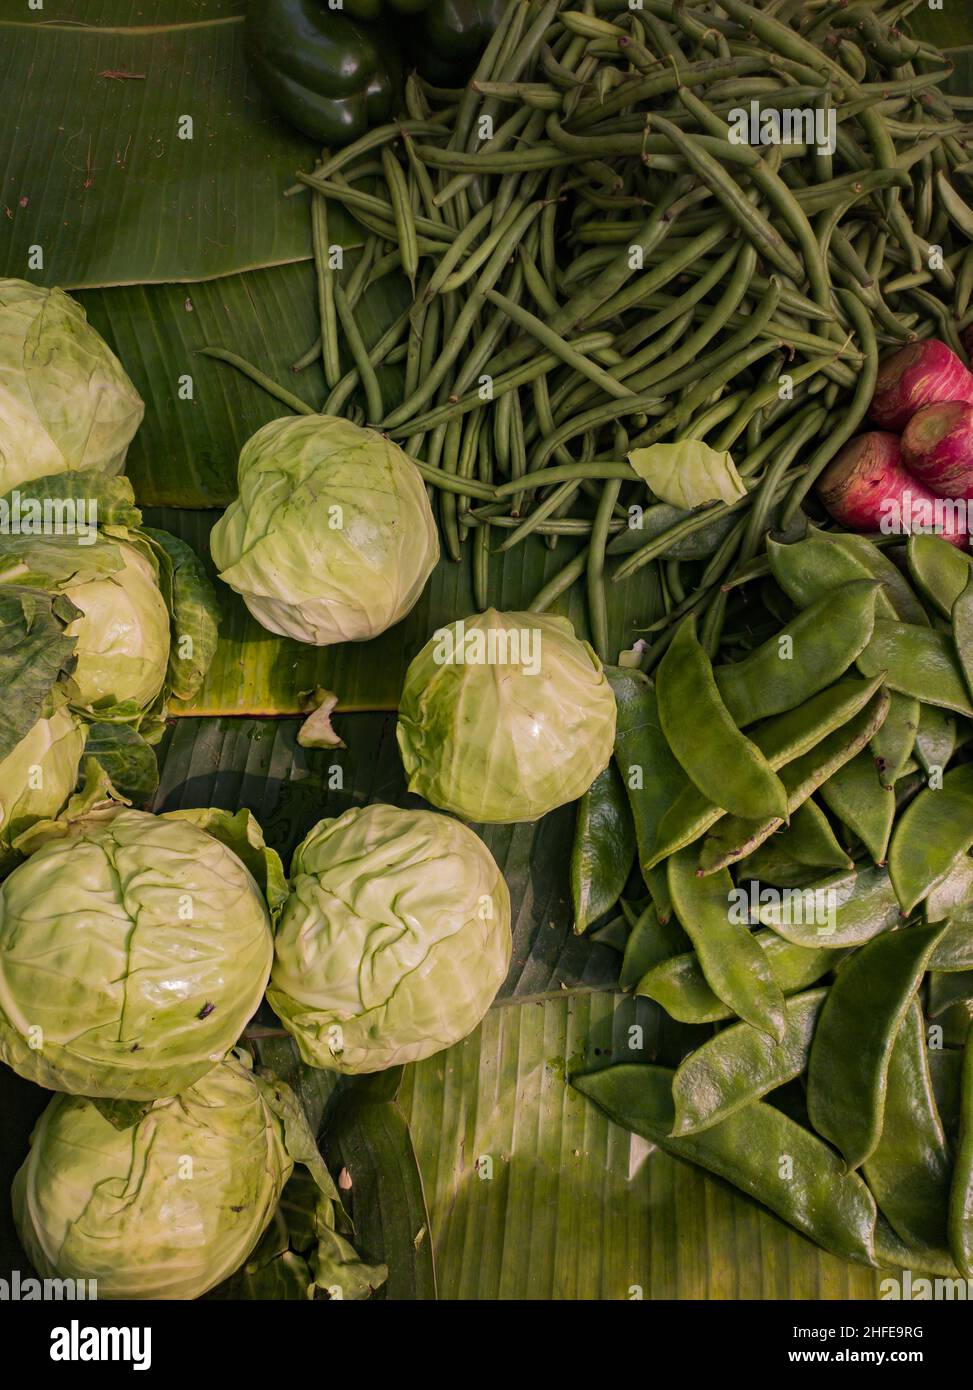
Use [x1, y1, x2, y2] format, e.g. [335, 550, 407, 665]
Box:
[399, 991, 883, 1300]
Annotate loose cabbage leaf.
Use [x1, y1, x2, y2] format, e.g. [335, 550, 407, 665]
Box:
[12, 757, 128, 856]
[83, 722, 160, 805]
[0, 586, 79, 763]
[210, 1211, 313, 1301]
[143, 526, 221, 703]
[297, 688, 345, 749]
[628, 440, 746, 510]
[0, 466, 142, 531]
[254, 1073, 389, 1300]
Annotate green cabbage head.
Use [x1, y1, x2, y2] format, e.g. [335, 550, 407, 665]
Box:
[396, 609, 617, 822]
[210, 414, 439, 645]
[0, 706, 85, 853]
[268, 803, 511, 1072]
[0, 808, 274, 1098]
[0, 279, 143, 495]
[12, 1051, 292, 1300]
[62, 535, 171, 714]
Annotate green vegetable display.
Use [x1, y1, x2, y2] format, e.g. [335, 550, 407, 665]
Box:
[397, 608, 616, 823]
[0, 279, 143, 496]
[0, 796, 278, 1099]
[573, 528, 973, 1276]
[268, 803, 511, 1072]
[210, 414, 439, 646]
[12, 1052, 293, 1301]
[210, 0, 972, 659]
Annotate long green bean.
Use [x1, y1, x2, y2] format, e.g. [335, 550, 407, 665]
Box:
[381, 201, 543, 429]
[332, 281, 383, 424]
[781, 292, 879, 524]
[216, 0, 971, 671]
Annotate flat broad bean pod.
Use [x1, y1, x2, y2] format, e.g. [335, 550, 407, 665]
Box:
[806, 924, 947, 1170]
[667, 846, 787, 1039]
[670, 988, 828, 1135]
[573, 1064, 880, 1265]
[863, 1002, 953, 1259]
[645, 674, 888, 869]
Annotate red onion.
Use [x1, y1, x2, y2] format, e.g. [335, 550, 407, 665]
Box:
[902, 400, 973, 499]
[869, 340, 973, 431]
[817, 431, 967, 546]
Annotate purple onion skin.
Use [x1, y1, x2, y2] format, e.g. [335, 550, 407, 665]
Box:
[818, 430, 968, 547]
[870, 340, 973, 432]
[902, 400, 973, 500]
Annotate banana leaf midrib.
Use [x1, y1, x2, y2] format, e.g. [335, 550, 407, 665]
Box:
[0, 17, 243, 34]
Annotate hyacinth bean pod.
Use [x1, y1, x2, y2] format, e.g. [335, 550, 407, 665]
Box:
[657, 617, 788, 823]
[754, 865, 901, 949]
[696, 687, 891, 876]
[646, 676, 887, 869]
[637, 929, 841, 1026]
[807, 924, 947, 1170]
[714, 581, 881, 727]
[667, 846, 786, 1041]
[949, 1031, 973, 1277]
[818, 750, 896, 867]
[570, 762, 636, 934]
[572, 1063, 879, 1266]
[857, 623, 973, 718]
[862, 1002, 953, 1259]
[888, 765, 973, 914]
[670, 989, 828, 1137]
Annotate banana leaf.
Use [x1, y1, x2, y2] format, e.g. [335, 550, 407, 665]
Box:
[0, 3, 314, 288]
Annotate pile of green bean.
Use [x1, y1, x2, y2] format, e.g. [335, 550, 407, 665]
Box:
[206, 0, 972, 660]
[572, 527, 973, 1274]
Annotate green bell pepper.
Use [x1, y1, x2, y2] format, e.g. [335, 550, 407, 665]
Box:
[414, 0, 510, 84]
[344, 0, 508, 69]
[247, 0, 505, 146]
[246, 0, 403, 147]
